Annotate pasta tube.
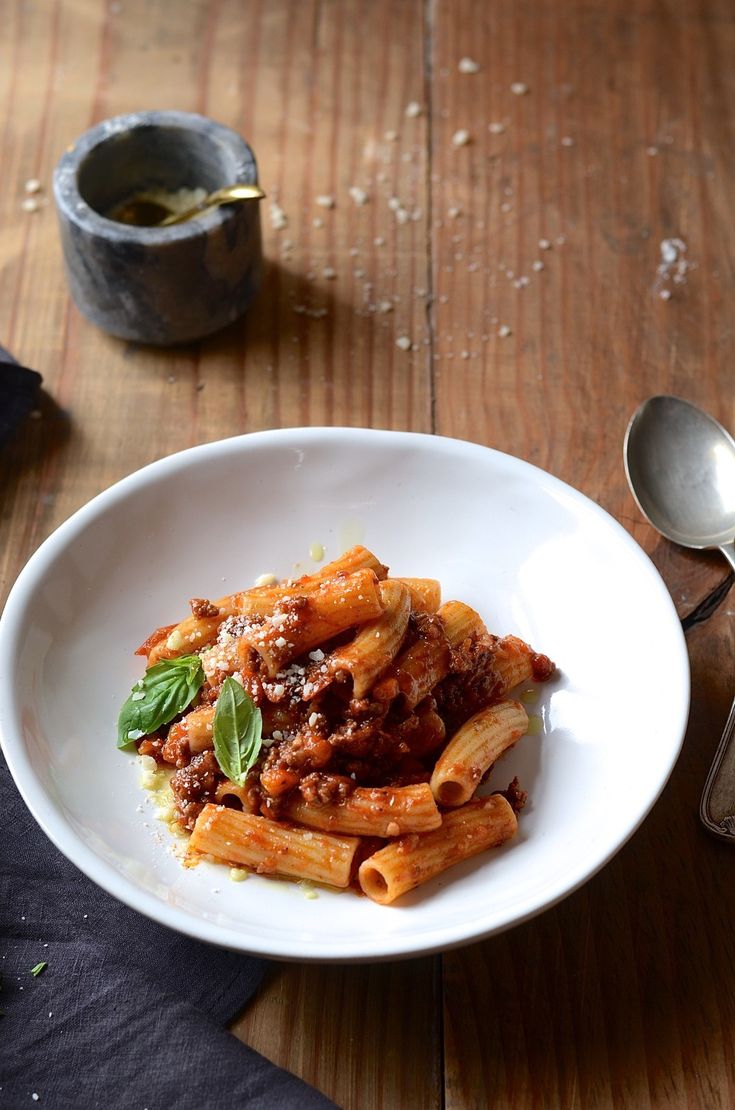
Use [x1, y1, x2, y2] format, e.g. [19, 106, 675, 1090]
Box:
[430, 701, 528, 806]
[147, 546, 387, 664]
[283, 783, 441, 837]
[189, 804, 360, 888]
[215, 779, 259, 814]
[392, 578, 441, 614]
[242, 568, 385, 676]
[373, 636, 451, 708]
[494, 635, 535, 695]
[437, 600, 487, 645]
[358, 795, 517, 905]
[327, 580, 411, 698]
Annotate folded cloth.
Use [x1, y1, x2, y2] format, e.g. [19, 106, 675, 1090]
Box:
[0, 755, 336, 1109]
[0, 343, 42, 446]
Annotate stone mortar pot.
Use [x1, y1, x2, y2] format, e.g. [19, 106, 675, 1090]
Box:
[53, 110, 263, 345]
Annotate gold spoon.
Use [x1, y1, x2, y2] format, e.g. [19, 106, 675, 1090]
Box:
[160, 183, 266, 226]
[110, 183, 266, 228]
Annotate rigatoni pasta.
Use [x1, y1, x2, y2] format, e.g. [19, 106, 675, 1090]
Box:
[118, 545, 556, 904]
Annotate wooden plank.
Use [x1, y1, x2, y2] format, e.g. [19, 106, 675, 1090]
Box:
[232, 958, 441, 1110]
[0, 2, 438, 1107]
[433, 1, 735, 1107]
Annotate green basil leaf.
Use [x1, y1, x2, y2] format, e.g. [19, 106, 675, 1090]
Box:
[212, 677, 263, 786]
[117, 654, 205, 749]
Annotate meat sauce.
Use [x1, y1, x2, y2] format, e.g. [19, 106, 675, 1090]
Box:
[142, 592, 556, 830]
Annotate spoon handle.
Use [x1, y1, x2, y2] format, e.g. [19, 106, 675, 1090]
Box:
[700, 692, 735, 841]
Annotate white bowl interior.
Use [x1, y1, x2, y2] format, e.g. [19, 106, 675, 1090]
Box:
[0, 429, 690, 959]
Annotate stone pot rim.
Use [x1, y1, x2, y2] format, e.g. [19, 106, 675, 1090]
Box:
[52, 109, 260, 245]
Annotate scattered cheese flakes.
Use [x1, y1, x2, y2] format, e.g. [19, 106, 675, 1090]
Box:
[458, 57, 480, 73]
[405, 101, 422, 117]
[538, 238, 552, 251]
[396, 335, 412, 350]
[510, 81, 529, 95]
[447, 205, 462, 219]
[384, 129, 399, 142]
[452, 129, 471, 147]
[498, 324, 512, 337]
[315, 194, 335, 208]
[322, 266, 337, 280]
[560, 135, 575, 147]
[21, 197, 40, 212]
[269, 202, 288, 230]
[24, 178, 42, 194]
[348, 185, 369, 206]
[488, 121, 506, 134]
[254, 572, 277, 587]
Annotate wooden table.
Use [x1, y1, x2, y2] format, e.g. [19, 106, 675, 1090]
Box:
[2, 1, 734, 1105]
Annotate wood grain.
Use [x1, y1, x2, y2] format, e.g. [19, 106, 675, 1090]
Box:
[2, 0, 735, 1106]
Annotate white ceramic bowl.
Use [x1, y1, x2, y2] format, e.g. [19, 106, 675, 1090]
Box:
[0, 429, 690, 960]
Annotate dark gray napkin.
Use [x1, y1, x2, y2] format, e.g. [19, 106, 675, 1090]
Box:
[0, 747, 335, 1108]
[0, 342, 42, 445]
[0, 344, 334, 1106]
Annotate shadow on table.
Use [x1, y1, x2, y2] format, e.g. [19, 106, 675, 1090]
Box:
[122, 259, 347, 367]
[0, 388, 71, 483]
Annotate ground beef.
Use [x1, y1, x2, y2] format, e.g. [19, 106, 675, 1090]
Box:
[161, 728, 190, 768]
[497, 776, 528, 813]
[531, 652, 556, 682]
[170, 750, 222, 830]
[189, 598, 220, 619]
[435, 634, 502, 732]
[298, 772, 354, 805]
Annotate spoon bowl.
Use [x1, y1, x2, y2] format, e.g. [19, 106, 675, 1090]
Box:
[112, 183, 266, 228]
[160, 183, 266, 226]
[624, 394, 735, 842]
[624, 395, 735, 567]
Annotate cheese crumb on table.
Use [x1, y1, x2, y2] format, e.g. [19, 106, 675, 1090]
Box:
[348, 185, 369, 206]
[405, 100, 422, 117]
[458, 57, 480, 73]
[510, 81, 529, 95]
[452, 129, 471, 147]
[315, 194, 335, 208]
[269, 202, 288, 230]
[396, 335, 412, 350]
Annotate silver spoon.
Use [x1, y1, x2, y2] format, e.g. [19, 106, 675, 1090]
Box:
[624, 395, 735, 842]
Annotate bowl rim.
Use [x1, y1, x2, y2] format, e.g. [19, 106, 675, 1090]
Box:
[0, 428, 691, 960]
